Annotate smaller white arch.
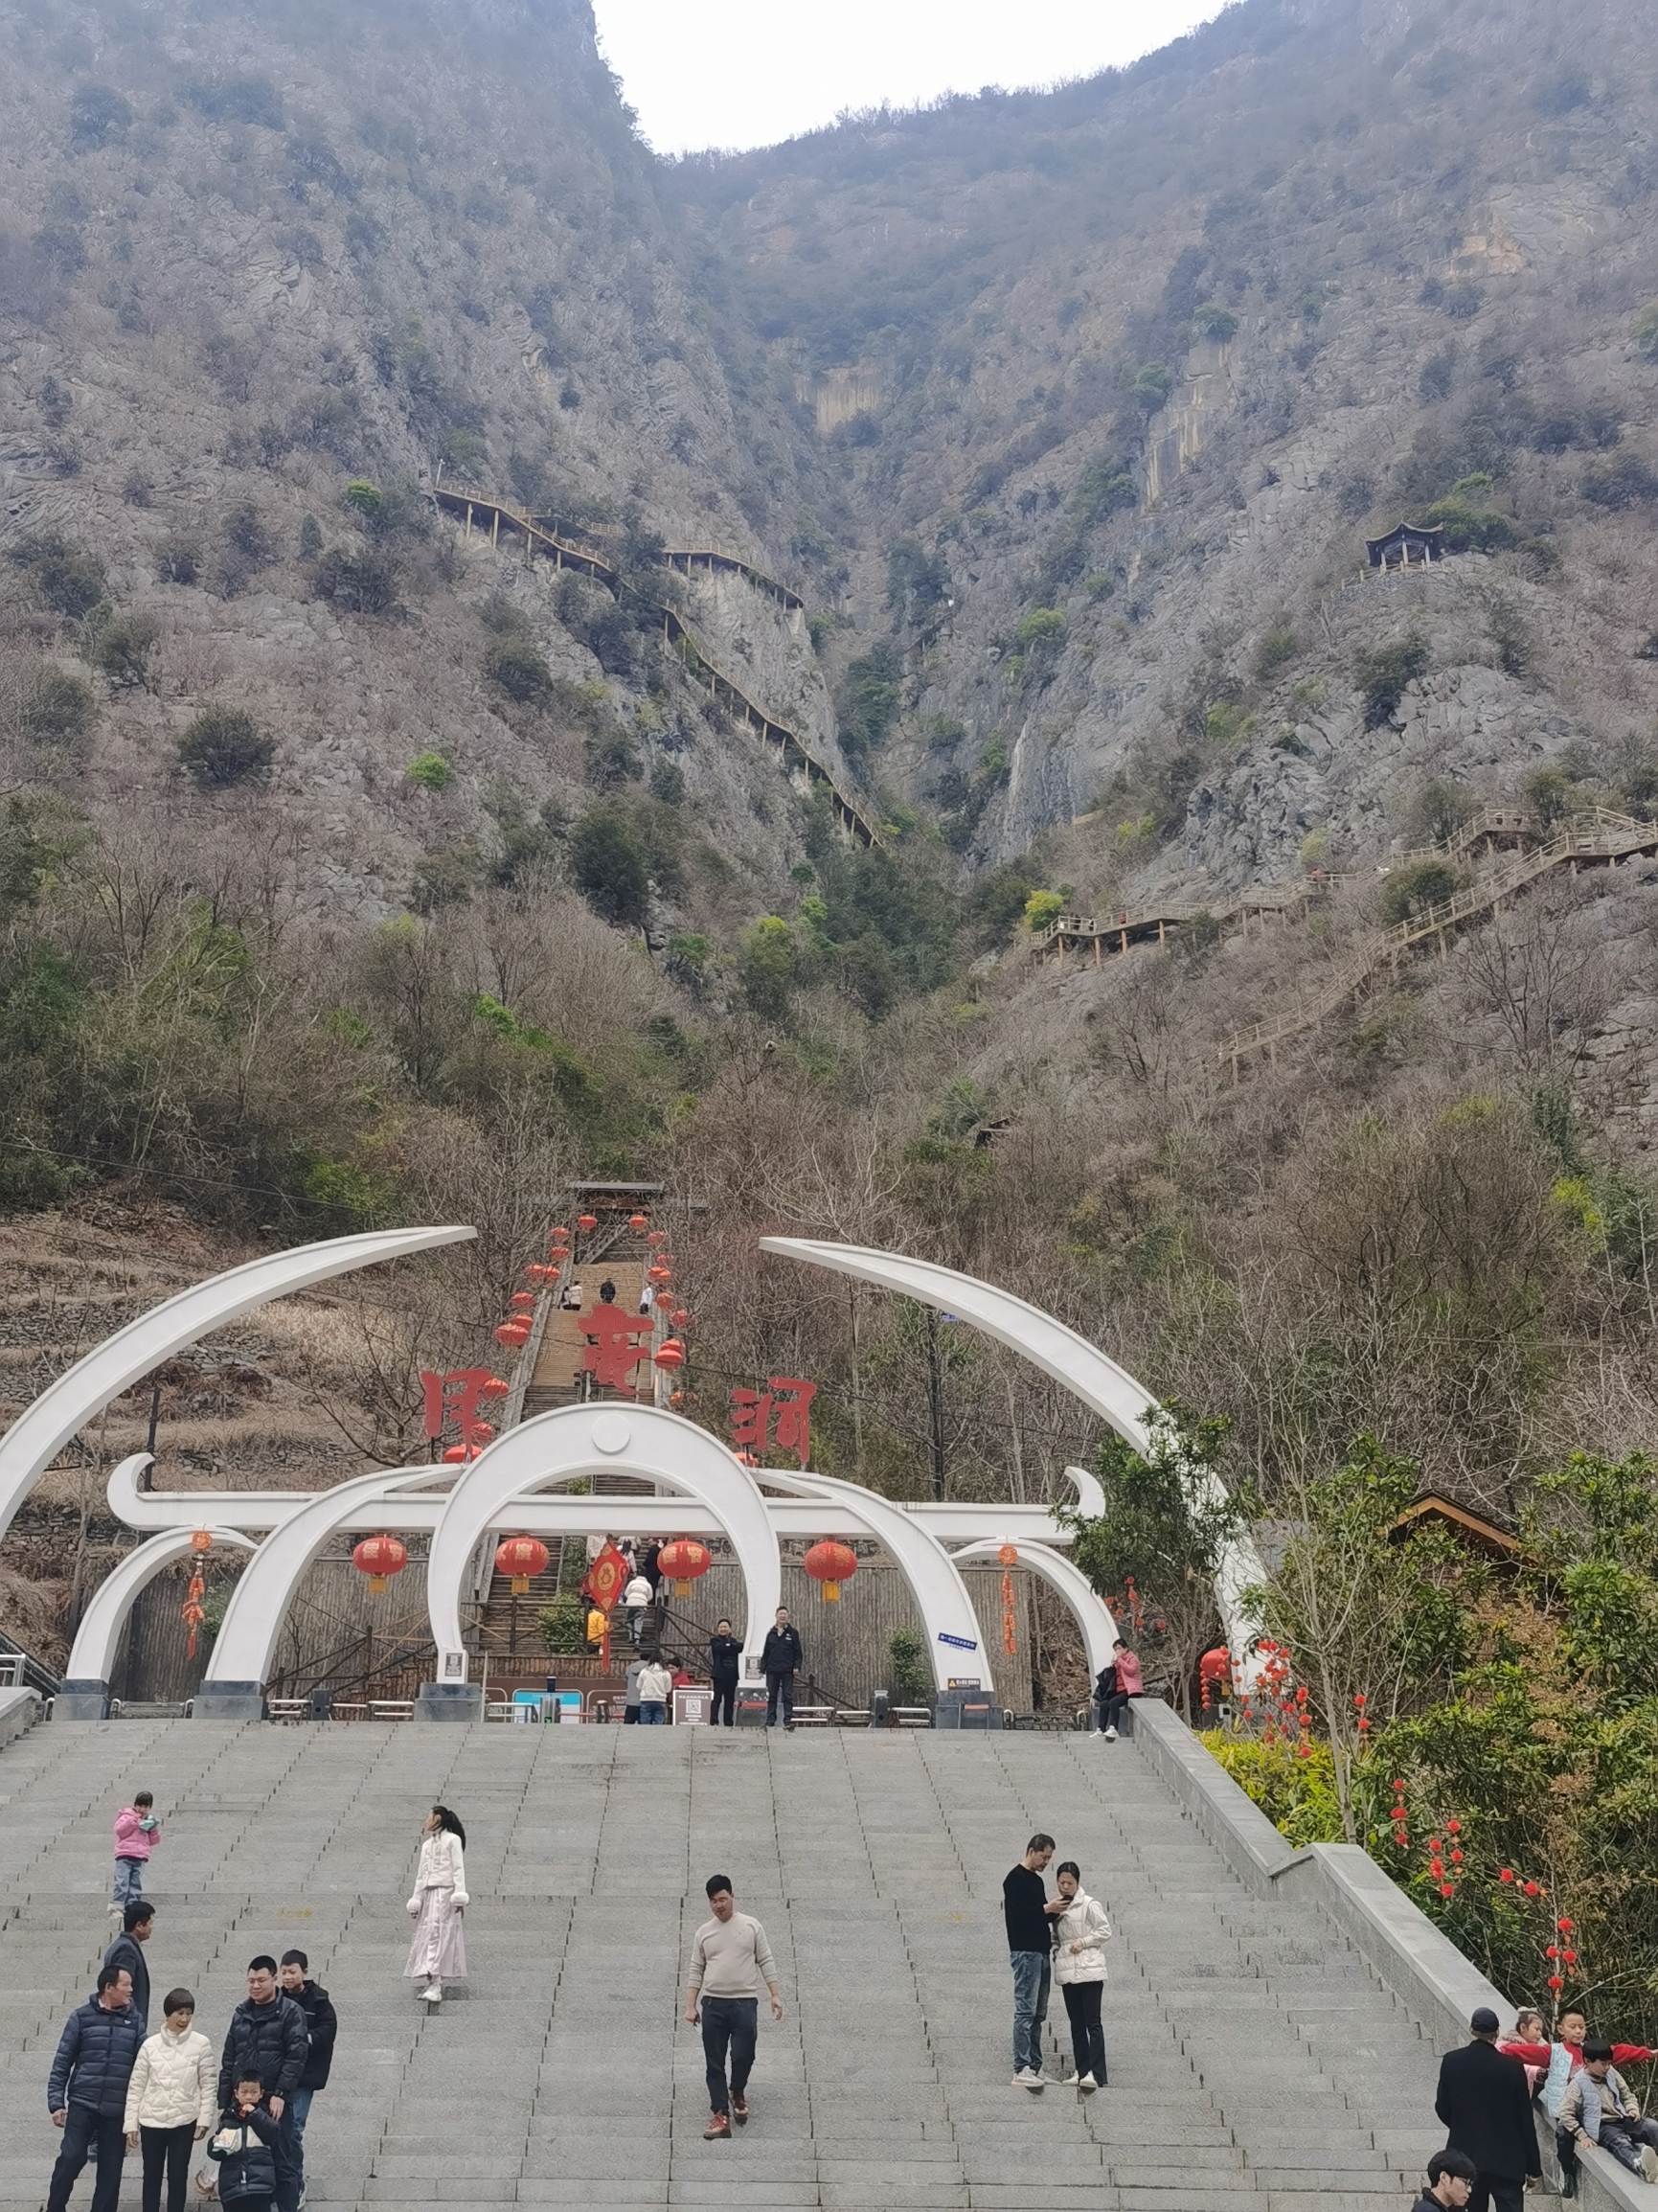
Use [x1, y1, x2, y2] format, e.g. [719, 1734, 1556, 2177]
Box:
[425, 1404, 785, 1682]
[65, 1526, 258, 1688]
[948, 1539, 1119, 1684]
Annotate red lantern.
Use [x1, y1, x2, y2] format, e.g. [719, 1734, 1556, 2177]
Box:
[469, 1422, 494, 1446]
[647, 1229, 667, 1247]
[628, 1212, 648, 1232]
[805, 1539, 858, 1603]
[480, 1376, 510, 1398]
[353, 1534, 408, 1595]
[550, 1227, 570, 1246]
[1499, 1867, 1514, 1883]
[494, 1321, 529, 1346]
[653, 1338, 685, 1371]
[495, 1535, 550, 1595]
[648, 1263, 672, 1284]
[657, 1539, 712, 1597]
[1440, 1882, 1455, 1899]
[578, 1213, 599, 1233]
[1548, 1974, 1564, 1992]
[511, 1291, 535, 1310]
[1556, 1917, 1574, 1932]
[190, 1528, 213, 1555]
[1524, 1881, 1540, 1898]
[671, 1308, 690, 1327]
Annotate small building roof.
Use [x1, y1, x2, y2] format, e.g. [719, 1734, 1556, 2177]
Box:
[1387, 1494, 1517, 1556]
[1367, 520, 1447, 565]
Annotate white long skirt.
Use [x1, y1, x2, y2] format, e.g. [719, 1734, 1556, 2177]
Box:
[404, 1885, 466, 1980]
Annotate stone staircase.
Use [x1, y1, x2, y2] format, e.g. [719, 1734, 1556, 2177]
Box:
[0, 1719, 1461, 2210]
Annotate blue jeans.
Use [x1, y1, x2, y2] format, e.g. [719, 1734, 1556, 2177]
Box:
[639, 1701, 666, 1723]
[287, 2087, 313, 2154]
[273, 2103, 301, 2212]
[1010, 1950, 1050, 2076]
[113, 1858, 146, 1908]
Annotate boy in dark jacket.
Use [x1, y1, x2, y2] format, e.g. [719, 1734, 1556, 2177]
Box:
[47, 1966, 146, 2212]
[208, 2077, 280, 2212]
[278, 1950, 336, 2194]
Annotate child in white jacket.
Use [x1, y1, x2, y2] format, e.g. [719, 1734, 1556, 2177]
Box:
[123, 1989, 216, 2212]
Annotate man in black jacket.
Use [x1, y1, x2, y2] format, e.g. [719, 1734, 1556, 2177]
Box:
[709, 1619, 741, 1727]
[218, 1957, 307, 2212]
[102, 1900, 153, 2031]
[760, 1607, 802, 1730]
[279, 1950, 336, 2201]
[46, 1966, 145, 2212]
[1433, 2008, 1541, 2212]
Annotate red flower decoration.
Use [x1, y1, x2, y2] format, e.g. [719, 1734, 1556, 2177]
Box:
[1547, 1946, 1559, 1961]
[1499, 1868, 1514, 1883]
[1450, 1849, 1463, 1865]
[1563, 1950, 1577, 1965]
[1430, 1859, 1445, 1879]
[1524, 1881, 1540, 1898]
[1445, 1819, 1461, 1835]
[1556, 1917, 1574, 1933]
[1440, 1882, 1455, 1899]
[1548, 1974, 1564, 1992]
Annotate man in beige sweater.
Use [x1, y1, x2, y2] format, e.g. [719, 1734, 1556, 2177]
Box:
[683, 1876, 783, 2140]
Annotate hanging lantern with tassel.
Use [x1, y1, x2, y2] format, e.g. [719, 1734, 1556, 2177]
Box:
[804, 1539, 857, 1603]
[999, 1542, 1018, 1656]
[182, 1530, 212, 1658]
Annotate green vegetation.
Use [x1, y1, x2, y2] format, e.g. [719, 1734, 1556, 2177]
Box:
[1023, 890, 1064, 932]
[836, 641, 904, 759]
[176, 709, 274, 789]
[69, 85, 132, 149]
[406, 752, 451, 791]
[1354, 634, 1429, 726]
[1192, 302, 1238, 341]
[1639, 303, 1658, 361]
[888, 1626, 931, 1704]
[484, 637, 553, 703]
[8, 536, 106, 621]
[569, 804, 648, 926]
[537, 1595, 587, 1653]
[1250, 626, 1299, 682]
[313, 548, 397, 613]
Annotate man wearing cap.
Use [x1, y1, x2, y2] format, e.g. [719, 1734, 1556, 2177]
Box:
[1434, 2007, 1541, 2212]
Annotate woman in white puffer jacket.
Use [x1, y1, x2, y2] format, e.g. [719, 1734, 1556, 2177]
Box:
[123, 1987, 216, 2212]
[1051, 1860, 1111, 2091]
[404, 1804, 467, 2005]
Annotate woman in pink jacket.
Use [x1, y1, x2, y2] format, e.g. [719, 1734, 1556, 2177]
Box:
[1096, 1641, 1144, 1740]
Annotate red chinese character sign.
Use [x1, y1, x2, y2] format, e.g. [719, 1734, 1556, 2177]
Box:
[730, 1378, 817, 1468]
[421, 1367, 509, 1448]
[579, 1296, 650, 1394]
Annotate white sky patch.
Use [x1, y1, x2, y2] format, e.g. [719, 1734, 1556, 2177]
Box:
[592, 0, 1226, 157]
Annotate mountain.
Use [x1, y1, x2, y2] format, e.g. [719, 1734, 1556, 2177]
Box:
[4, 0, 1658, 1548]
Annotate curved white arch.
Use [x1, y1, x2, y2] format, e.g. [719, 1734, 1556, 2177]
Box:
[204, 1463, 450, 1693]
[424, 1405, 784, 1682]
[949, 1539, 1118, 1684]
[760, 1238, 1267, 1680]
[0, 1226, 474, 1548]
[65, 1526, 258, 1687]
[748, 1465, 991, 1694]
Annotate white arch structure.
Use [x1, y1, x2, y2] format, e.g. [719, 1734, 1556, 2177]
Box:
[948, 1539, 1119, 1683]
[57, 1527, 261, 1717]
[0, 1225, 475, 1550]
[759, 1238, 1267, 1677]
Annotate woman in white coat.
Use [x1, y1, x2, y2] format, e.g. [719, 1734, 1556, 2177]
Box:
[1051, 1859, 1110, 2090]
[404, 1805, 467, 2005]
[123, 1987, 216, 2212]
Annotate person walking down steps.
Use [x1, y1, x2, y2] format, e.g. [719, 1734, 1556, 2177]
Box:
[124, 1988, 216, 2212]
[405, 1806, 467, 2006]
[1051, 1860, 1110, 2092]
[1003, 1833, 1067, 2091]
[684, 1875, 784, 2141]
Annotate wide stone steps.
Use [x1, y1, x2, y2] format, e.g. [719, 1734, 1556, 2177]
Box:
[0, 1722, 1446, 2209]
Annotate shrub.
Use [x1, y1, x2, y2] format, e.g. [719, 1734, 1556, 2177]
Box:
[1012, 606, 1066, 651]
[1023, 889, 1064, 933]
[1192, 302, 1238, 341]
[70, 85, 132, 149]
[10, 536, 106, 619]
[343, 479, 382, 522]
[186, 76, 284, 128]
[31, 224, 86, 278]
[313, 548, 397, 613]
[1377, 858, 1458, 925]
[888, 1626, 931, 1703]
[20, 669, 96, 746]
[569, 804, 648, 926]
[155, 534, 200, 585]
[89, 613, 159, 690]
[740, 916, 795, 1021]
[1582, 453, 1658, 509]
[837, 641, 904, 756]
[1354, 634, 1429, 726]
[485, 637, 553, 703]
[537, 1595, 586, 1653]
[1422, 495, 1519, 552]
[1251, 626, 1299, 681]
[299, 514, 323, 557]
[176, 708, 274, 788]
[410, 847, 477, 913]
[648, 755, 686, 806]
[224, 501, 273, 564]
[405, 752, 451, 791]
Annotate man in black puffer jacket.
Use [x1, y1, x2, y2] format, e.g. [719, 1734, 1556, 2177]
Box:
[217, 1958, 307, 2212]
[46, 1965, 146, 2212]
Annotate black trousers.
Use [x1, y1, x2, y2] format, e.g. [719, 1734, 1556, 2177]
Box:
[765, 1671, 794, 1725]
[47, 2108, 125, 2212]
[140, 2123, 196, 2212]
[700, 1995, 758, 2114]
[1468, 2178, 1525, 2212]
[711, 1680, 736, 1726]
[1061, 1980, 1106, 2084]
[1099, 1691, 1133, 1731]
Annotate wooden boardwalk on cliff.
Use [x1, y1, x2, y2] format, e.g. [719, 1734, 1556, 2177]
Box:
[435, 487, 875, 846]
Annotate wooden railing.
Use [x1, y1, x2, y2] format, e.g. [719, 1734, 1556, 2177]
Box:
[434, 489, 875, 845]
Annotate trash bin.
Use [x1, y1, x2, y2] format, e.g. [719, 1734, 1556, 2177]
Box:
[934, 1689, 1000, 1730]
[871, 1689, 890, 1727]
[308, 1688, 332, 1722]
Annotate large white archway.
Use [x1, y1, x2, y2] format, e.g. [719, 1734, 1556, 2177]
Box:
[58, 1527, 259, 1718]
[0, 1225, 473, 1549]
[420, 1403, 786, 1715]
[760, 1238, 1267, 1677]
[948, 1539, 1118, 1683]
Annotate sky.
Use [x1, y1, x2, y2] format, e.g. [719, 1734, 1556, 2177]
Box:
[590, 0, 1225, 157]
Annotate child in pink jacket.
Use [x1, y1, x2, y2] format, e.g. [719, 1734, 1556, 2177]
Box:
[113, 1790, 160, 1914]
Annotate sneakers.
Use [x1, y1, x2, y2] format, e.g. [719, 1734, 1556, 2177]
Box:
[1012, 2067, 1045, 2091]
[420, 1980, 442, 2003]
[1102, 1724, 1118, 1741]
[703, 2112, 731, 2139]
[1078, 2074, 1100, 2094]
[731, 2092, 748, 2126]
[1057, 2072, 1080, 2087]
[1641, 2147, 1658, 2184]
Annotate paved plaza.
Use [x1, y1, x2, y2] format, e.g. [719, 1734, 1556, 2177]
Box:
[0, 1722, 1444, 2211]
